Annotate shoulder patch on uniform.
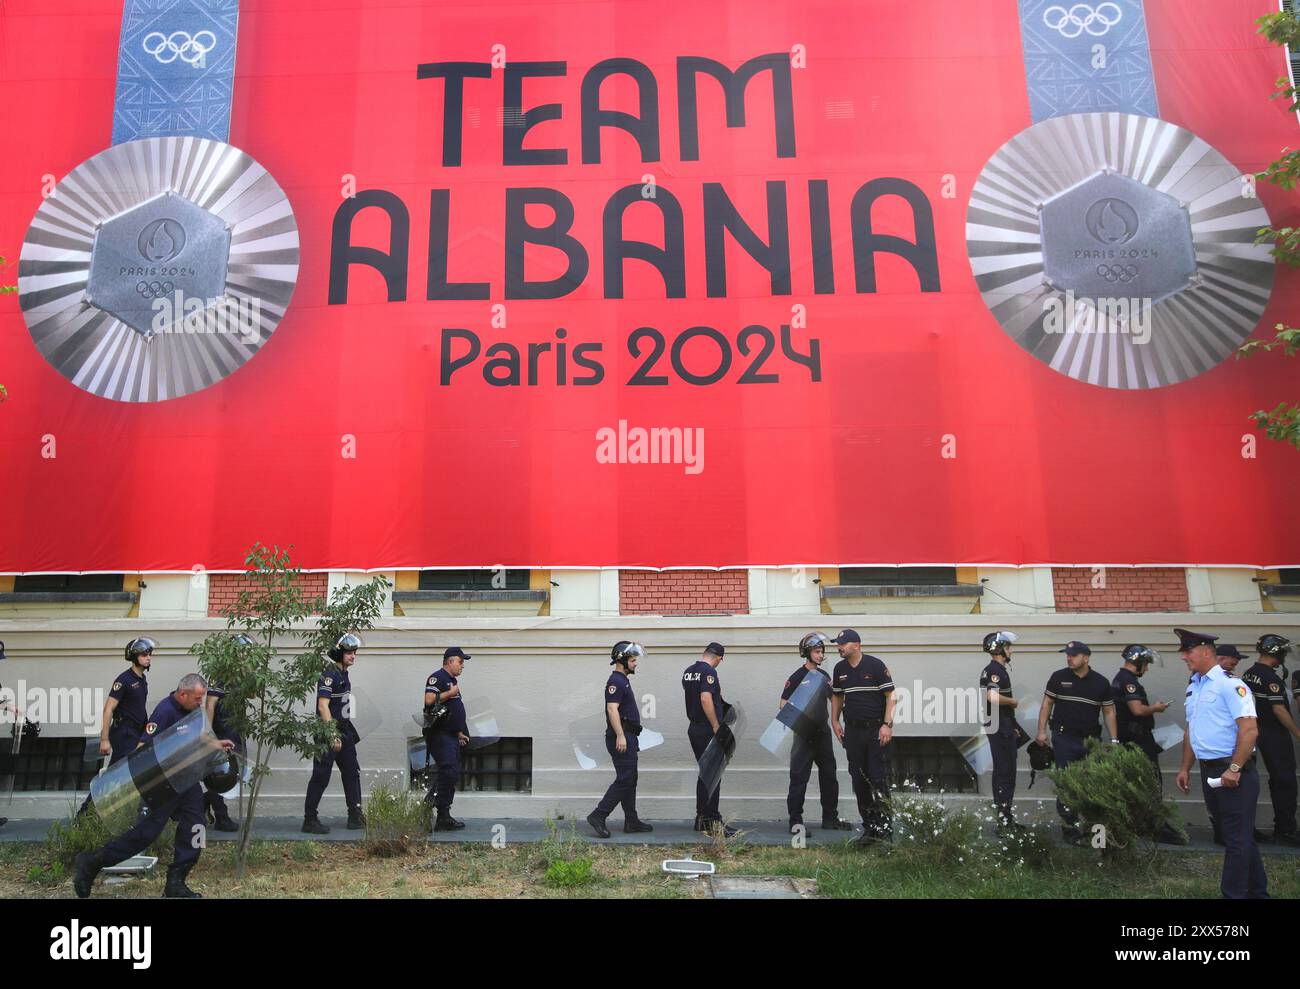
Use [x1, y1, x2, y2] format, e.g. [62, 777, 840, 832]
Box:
[1271, 683, 1280, 693]
[324, 677, 332, 686]
[990, 674, 999, 684]
[112, 681, 121, 691]
[608, 685, 617, 695]
[706, 675, 715, 685]
[883, 667, 891, 677]
[145, 723, 157, 735]
[1126, 684, 1136, 693]
[1236, 685, 1248, 698]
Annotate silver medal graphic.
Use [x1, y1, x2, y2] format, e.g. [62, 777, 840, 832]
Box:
[967, 112, 1274, 389]
[18, 136, 299, 402]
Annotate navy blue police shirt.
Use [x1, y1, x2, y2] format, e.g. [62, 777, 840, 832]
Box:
[1242, 662, 1291, 735]
[682, 661, 722, 725]
[317, 663, 352, 722]
[831, 655, 895, 722]
[109, 667, 149, 728]
[1111, 668, 1153, 735]
[427, 667, 467, 735]
[980, 660, 1015, 736]
[1045, 667, 1114, 736]
[604, 670, 639, 736]
[140, 692, 190, 746]
[782, 665, 832, 725]
[205, 682, 237, 740]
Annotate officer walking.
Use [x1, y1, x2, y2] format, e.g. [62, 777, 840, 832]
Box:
[683, 642, 736, 837]
[587, 641, 653, 837]
[74, 673, 235, 898]
[1217, 644, 1244, 676]
[782, 632, 851, 835]
[828, 629, 896, 846]
[980, 630, 1025, 832]
[201, 633, 251, 834]
[302, 633, 365, 834]
[1175, 628, 1268, 899]
[77, 636, 154, 818]
[0, 640, 10, 829]
[1111, 644, 1186, 845]
[1035, 641, 1118, 845]
[425, 646, 471, 832]
[1241, 634, 1300, 847]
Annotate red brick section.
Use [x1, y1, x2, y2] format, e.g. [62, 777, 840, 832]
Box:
[1051, 568, 1189, 613]
[207, 572, 330, 617]
[619, 570, 749, 615]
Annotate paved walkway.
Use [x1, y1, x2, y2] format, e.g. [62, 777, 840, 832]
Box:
[3, 815, 1300, 855]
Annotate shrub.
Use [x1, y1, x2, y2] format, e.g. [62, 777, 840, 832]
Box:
[543, 857, 594, 887]
[364, 782, 430, 857]
[1048, 739, 1182, 852]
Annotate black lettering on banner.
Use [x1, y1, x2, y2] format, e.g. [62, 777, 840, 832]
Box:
[505, 188, 591, 299]
[670, 325, 732, 385]
[503, 62, 569, 166]
[427, 190, 490, 300]
[850, 178, 940, 293]
[581, 58, 661, 164]
[677, 53, 796, 161]
[737, 324, 778, 383]
[703, 181, 791, 298]
[328, 190, 410, 304]
[415, 61, 493, 167]
[628, 327, 669, 385]
[602, 184, 686, 299]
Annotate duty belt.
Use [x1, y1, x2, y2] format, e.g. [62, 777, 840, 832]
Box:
[1051, 722, 1100, 740]
[1199, 755, 1257, 774]
[846, 717, 883, 729]
[112, 715, 143, 732]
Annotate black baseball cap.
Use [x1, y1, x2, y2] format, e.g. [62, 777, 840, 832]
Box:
[830, 629, 861, 644]
[443, 647, 471, 662]
[704, 642, 725, 658]
[1216, 644, 1244, 661]
[1060, 641, 1091, 656]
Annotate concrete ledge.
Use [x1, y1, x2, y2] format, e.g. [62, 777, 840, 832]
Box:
[394, 589, 548, 617]
[824, 584, 981, 616]
[1261, 585, 1300, 613]
[823, 585, 982, 598]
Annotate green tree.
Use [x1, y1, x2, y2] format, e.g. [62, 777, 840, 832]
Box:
[190, 543, 390, 877]
[1241, 11, 1300, 449]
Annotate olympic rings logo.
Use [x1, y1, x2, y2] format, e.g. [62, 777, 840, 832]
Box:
[136, 280, 176, 300]
[142, 30, 217, 66]
[1043, 3, 1123, 39]
[1096, 264, 1138, 284]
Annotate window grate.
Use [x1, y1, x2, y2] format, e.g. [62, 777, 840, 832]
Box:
[840, 567, 958, 587]
[417, 569, 530, 591]
[410, 736, 532, 793]
[0, 736, 97, 792]
[1279, 568, 1300, 585]
[12, 574, 125, 594]
[889, 738, 978, 794]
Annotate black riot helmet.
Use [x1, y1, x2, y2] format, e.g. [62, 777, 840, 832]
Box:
[125, 636, 157, 664]
[203, 748, 241, 793]
[610, 641, 645, 671]
[328, 632, 363, 663]
[231, 633, 255, 650]
[1121, 644, 1158, 672]
[982, 630, 1018, 658]
[1026, 739, 1054, 788]
[1257, 634, 1292, 661]
[799, 632, 830, 660]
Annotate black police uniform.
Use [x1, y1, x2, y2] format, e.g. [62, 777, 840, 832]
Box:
[1112, 667, 1162, 785]
[592, 669, 641, 821]
[683, 660, 724, 824]
[832, 655, 895, 839]
[980, 659, 1018, 826]
[1044, 667, 1114, 833]
[106, 667, 149, 764]
[304, 663, 362, 820]
[1242, 661, 1297, 837]
[202, 683, 242, 823]
[99, 693, 206, 870]
[783, 665, 838, 826]
[425, 666, 467, 813]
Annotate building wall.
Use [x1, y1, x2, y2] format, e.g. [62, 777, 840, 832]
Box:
[207, 572, 329, 618]
[618, 570, 749, 615]
[1051, 567, 1190, 612]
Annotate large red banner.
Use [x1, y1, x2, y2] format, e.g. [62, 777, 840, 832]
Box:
[1, 0, 1298, 570]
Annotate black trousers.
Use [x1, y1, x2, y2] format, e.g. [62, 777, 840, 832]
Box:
[1200, 759, 1267, 899]
[1052, 731, 1090, 830]
[304, 737, 361, 817]
[101, 783, 205, 868]
[988, 729, 1018, 825]
[687, 723, 721, 822]
[787, 727, 838, 823]
[1256, 731, 1297, 835]
[593, 734, 639, 819]
[426, 731, 462, 812]
[843, 720, 891, 837]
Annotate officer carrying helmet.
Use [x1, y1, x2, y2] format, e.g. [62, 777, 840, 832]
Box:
[587, 641, 653, 838]
[302, 633, 365, 834]
[782, 632, 851, 834]
[1111, 645, 1185, 844]
[980, 630, 1026, 832]
[1241, 634, 1300, 847]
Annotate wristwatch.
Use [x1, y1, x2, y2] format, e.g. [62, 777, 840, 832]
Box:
[1229, 763, 1242, 773]
[883, 721, 893, 729]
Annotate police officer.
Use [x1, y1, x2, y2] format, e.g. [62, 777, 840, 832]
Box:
[783, 632, 850, 834]
[1217, 644, 1244, 676]
[980, 630, 1024, 832]
[73, 673, 235, 898]
[77, 636, 155, 818]
[201, 633, 251, 833]
[302, 633, 365, 834]
[1035, 641, 1118, 845]
[0, 640, 10, 828]
[683, 642, 736, 837]
[425, 646, 471, 832]
[587, 641, 653, 838]
[829, 629, 896, 846]
[1111, 645, 1185, 845]
[1175, 628, 1267, 899]
[1241, 634, 1300, 847]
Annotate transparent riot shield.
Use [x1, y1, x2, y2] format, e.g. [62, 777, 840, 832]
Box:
[759, 673, 831, 758]
[88, 707, 224, 823]
[1152, 724, 1185, 752]
[697, 703, 743, 798]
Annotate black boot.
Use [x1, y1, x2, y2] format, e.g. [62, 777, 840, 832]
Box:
[821, 816, 852, 831]
[434, 811, 466, 832]
[164, 863, 201, 899]
[1254, 828, 1274, 844]
[708, 820, 739, 839]
[347, 809, 366, 830]
[1275, 830, 1300, 848]
[212, 813, 239, 833]
[73, 850, 105, 898]
[586, 812, 611, 838]
[302, 816, 330, 835]
[692, 815, 708, 832]
[623, 817, 653, 833]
